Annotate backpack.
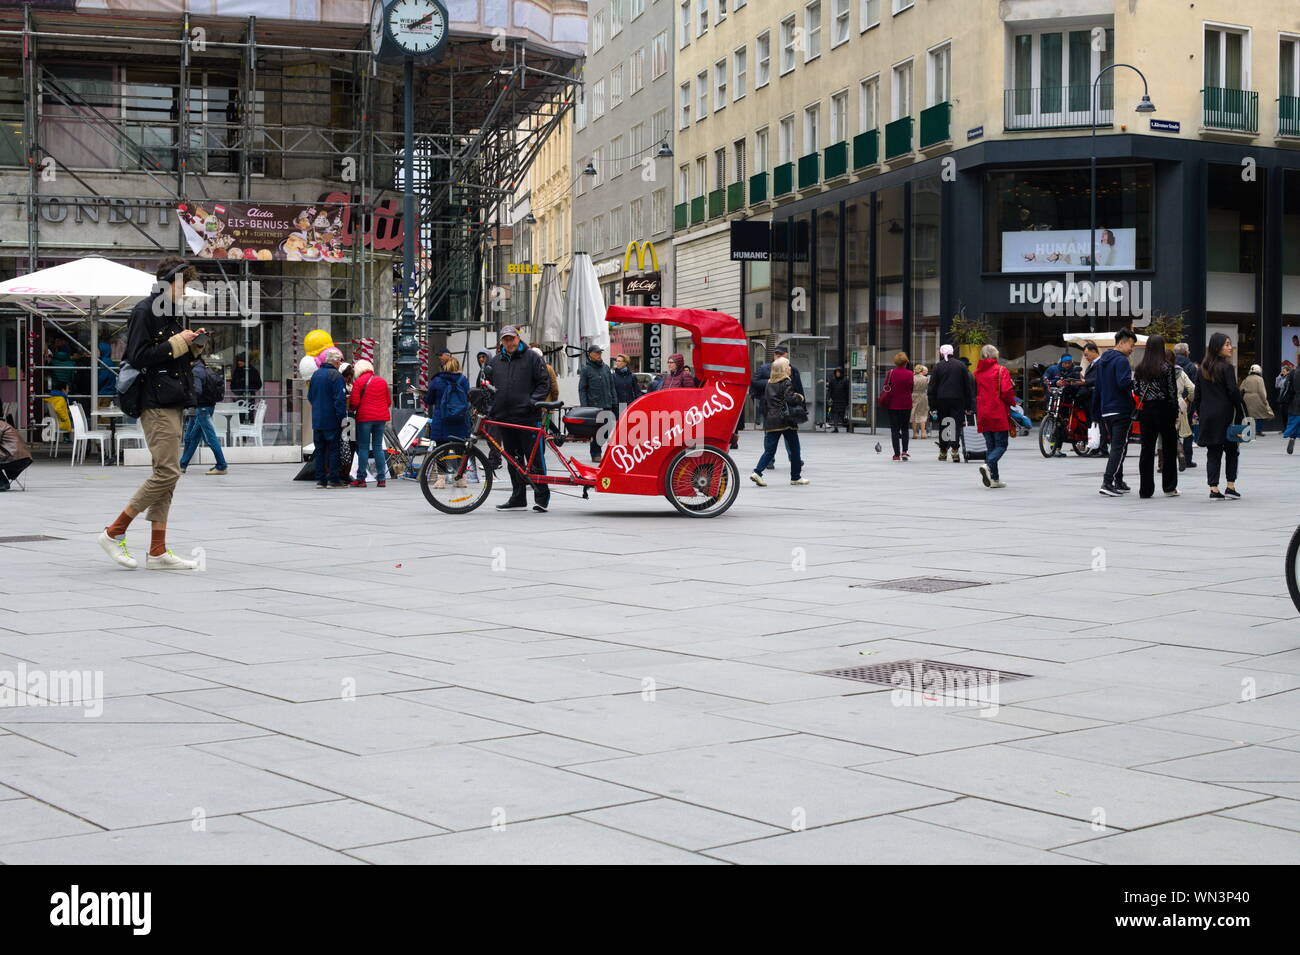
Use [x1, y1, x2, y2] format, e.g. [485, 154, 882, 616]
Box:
[115, 360, 142, 417]
[437, 375, 469, 421]
[198, 365, 225, 406]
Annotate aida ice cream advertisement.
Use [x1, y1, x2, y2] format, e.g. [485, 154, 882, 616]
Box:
[178, 201, 347, 262]
[1002, 228, 1137, 272]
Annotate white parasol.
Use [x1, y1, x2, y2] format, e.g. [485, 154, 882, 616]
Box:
[564, 252, 609, 375]
[531, 262, 565, 348]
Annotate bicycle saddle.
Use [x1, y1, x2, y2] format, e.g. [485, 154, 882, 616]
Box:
[534, 400, 564, 410]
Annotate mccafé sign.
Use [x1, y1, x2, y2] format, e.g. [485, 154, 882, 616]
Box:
[623, 273, 661, 296]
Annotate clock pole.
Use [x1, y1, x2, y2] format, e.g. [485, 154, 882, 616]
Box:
[395, 54, 419, 406]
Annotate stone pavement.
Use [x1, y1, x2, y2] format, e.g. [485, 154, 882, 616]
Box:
[1, 429, 1298, 864]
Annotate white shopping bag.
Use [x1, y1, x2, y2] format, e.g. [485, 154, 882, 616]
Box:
[1086, 422, 1101, 451]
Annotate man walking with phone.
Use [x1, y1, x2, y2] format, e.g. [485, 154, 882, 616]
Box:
[97, 257, 206, 570]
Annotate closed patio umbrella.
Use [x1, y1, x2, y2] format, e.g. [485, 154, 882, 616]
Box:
[564, 252, 608, 375]
[532, 262, 565, 349]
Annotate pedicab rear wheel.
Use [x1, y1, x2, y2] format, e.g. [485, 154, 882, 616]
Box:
[420, 442, 493, 514]
[663, 446, 739, 518]
[1286, 524, 1300, 614]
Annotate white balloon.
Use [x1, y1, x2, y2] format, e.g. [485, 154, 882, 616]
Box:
[298, 355, 318, 380]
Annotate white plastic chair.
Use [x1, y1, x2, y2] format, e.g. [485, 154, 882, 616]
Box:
[115, 420, 146, 463]
[235, 400, 267, 446]
[69, 403, 108, 466]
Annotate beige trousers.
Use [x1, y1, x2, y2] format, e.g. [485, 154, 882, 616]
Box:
[127, 407, 183, 523]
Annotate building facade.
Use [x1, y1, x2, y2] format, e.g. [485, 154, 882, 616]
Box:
[573, 0, 677, 371]
[672, 0, 1300, 426]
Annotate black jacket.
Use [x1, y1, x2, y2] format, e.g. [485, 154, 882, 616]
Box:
[1193, 361, 1246, 447]
[752, 361, 804, 401]
[927, 357, 974, 409]
[482, 344, 550, 423]
[1175, 353, 1200, 386]
[612, 365, 640, 405]
[124, 289, 196, 410]
[827, 374, 849, 410]
[232, 364, 262, 394]
[579, 358, 617, 410]
[764, 378, 795, 432]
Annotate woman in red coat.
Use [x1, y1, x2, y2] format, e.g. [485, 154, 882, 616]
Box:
[348, 359, 392, 487]
[974, 344, 1016, 488]
[880, 351, 915, 460]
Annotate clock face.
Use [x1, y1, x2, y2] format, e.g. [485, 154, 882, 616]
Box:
[369, 0, 385, 56]
[387, 0, 447, 56]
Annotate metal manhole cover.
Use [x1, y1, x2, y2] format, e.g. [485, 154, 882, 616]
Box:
[0, 535, 63, 543]
[852, 577, 988, 593]
[817, 658, 1033, 687]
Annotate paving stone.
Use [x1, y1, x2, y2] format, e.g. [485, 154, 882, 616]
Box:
[1007, 724, 1244, 768]
[578, 798, 783, 850]
[1217, 798, 1300, 832]
[1057, 815, 1300, 865]
[0, 798, 102, 844]
[248, 799, 448, 849]
[901, 797, 1108, 849]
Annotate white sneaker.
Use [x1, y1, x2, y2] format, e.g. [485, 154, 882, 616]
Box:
[790, 478, 811, 485]
[97, 530, 137, 569]
[750, 472, 767, 487]
[146, 549, 200, 571]
[979, 465, 992, 488]
[990, 480, 1007, 488]
[1164, 489, 1181, 497]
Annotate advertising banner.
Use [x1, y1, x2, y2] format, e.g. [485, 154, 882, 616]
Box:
[178, 200, 348, 262]
[1001, 228, 1136, 272]
[1284, 327, 1300, 370]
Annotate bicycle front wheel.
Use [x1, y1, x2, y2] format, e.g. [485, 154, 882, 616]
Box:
[1286, 524, 1300, 614]
[420, 442, 493, 514]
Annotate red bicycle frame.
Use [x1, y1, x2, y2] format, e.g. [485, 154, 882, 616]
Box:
[470, 418, 597, 487]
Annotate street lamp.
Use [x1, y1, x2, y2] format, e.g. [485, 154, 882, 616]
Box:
[656, 140, 674, 159]
[1090, 63, 1156, 330]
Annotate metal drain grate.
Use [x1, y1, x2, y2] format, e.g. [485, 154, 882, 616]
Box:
[0, 535, 63, 543]
[852, 577, 988, 593]
[817, 658, 1033, 687]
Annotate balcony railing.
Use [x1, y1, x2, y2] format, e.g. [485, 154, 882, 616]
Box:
[1203, 87, 1258, 134]
[823, 141, 848, 179]
[853, 129, 879, 168]
[919, 102, 951, 148]
[797, 151, 820, 189]
[727, 180, 745, 213]
[690, 195, 706, 224]
[884, 116, 913, 160]
[749, 170, 768, 204]
[1003, 86, 1114, 130]
[774, 161, 794, 196]
[708, 187, 725, 218]
[674, 202, 688, 230]
[1281, 95, 1300, 138]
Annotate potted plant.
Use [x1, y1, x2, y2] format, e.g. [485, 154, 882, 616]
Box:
[949, 312, 992, 367]
[1143, 310, 1187, 348]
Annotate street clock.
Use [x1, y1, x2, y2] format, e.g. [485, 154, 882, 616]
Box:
[369, 0, 450, 62]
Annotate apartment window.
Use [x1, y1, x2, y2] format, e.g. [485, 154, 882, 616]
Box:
[892, 59, 912, 119]
[755, 126, 769, 173]
[697, 0, 709, 36]
[1012, 27, 1115, 118]
[697, 71, 708, 121]
[629, 123, 645, 174]
[733, 138, 747, 181]
[734, 46, 748, 100]
[594, 10, 607, 50]
[555, 217, 565, 259]
[611, 206, 625, 247]
[715, 59, 728, 111]
[653, 108, 670, 143]
[678, 164, 690, 202]
[928, 42, 950, 106]
[592, 214, 606, 253]
[612, 0, 626, 35]
[574, 221, 587, 254]
[611, 134, 625, 178]
[695, 156, 707, 196]
[892, 0, 912, 13]
[831, 89, 848, 142]
[859, 74, 878, 130]
[714, 148, 726, 188]
[832, 0, 850, 47]
[780, 17, 797, 74]
[1283, 35, 1300, 99]
[592, 145, 605, 186]
[803, 102, 821, 153]
[652, 186, 669, 234]
[680, 81, 691, 127]
[652, 31, 669, 79]
[593, 77, 607, 120]
[630, 48, 646, 95]
[611, 64, 625, 108]
[778, 114, 795, 163]
[804, 1, 822, 61]
[1205, 25, 1250, 91]
[718, 0, 727, 21]
[630, 198, 644, 238]
[860, 0, 879, 31]
[632, 0, 646, 20]
[736, 0, 746, 8]
[575, 89, 587, 129]
[680, 0, 691, 47]
[757, 31, 772, 87]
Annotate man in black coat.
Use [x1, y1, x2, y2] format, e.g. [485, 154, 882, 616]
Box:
[481, 325, 552, 512]
[927, 345, 975, 462]
[578, 344, 616, 463]
[98, 257, 206, 571]
[826, 368, 851, 432]
[751, 345, 804, 429]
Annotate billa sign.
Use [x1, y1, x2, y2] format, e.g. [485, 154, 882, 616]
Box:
[508, 263, 542, 275]
[730, 220, 771, 261]
[622, 272, 661, 296]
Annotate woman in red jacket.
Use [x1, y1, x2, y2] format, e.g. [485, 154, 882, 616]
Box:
[349, 359, 392, 487]
[880, 352, 915, 460]
[974, 344, 1016, 488]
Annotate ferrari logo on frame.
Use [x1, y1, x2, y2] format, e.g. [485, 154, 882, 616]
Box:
[600, 477, 611, 489]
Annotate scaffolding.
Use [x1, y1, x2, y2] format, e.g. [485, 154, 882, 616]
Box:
[0, 6, 581, 431]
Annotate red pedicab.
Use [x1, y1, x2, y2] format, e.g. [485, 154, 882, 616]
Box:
[418, 306, 749, 517]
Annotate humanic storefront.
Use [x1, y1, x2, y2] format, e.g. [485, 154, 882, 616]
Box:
[771, 134, 1300, 426]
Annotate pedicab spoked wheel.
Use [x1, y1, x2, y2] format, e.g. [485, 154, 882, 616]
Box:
[663, 446, 739, 517]
[1286, 525, 1300, 614]
[1071, 439, 1089, 456]
[1038, 418, 1056, 458]
[420, 442, 493, 514]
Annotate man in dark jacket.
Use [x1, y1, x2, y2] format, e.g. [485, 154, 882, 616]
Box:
[751, 345, 804, 428]
[0, 419, 32, 491]
[482, 325, 551, 511]
[98, 257, 206, 571]
[179, 358, 230, 475]
[927, 344, 975, 462]
[308, 347, 348, 489]
[578, 344, 616, 463]
[1173, 342, 1199, 468]
[231, 353, 262, 420]
[474, 349, 491, 388]
[1094, 330, 1137, 496]
[826, 368, 850, 432]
